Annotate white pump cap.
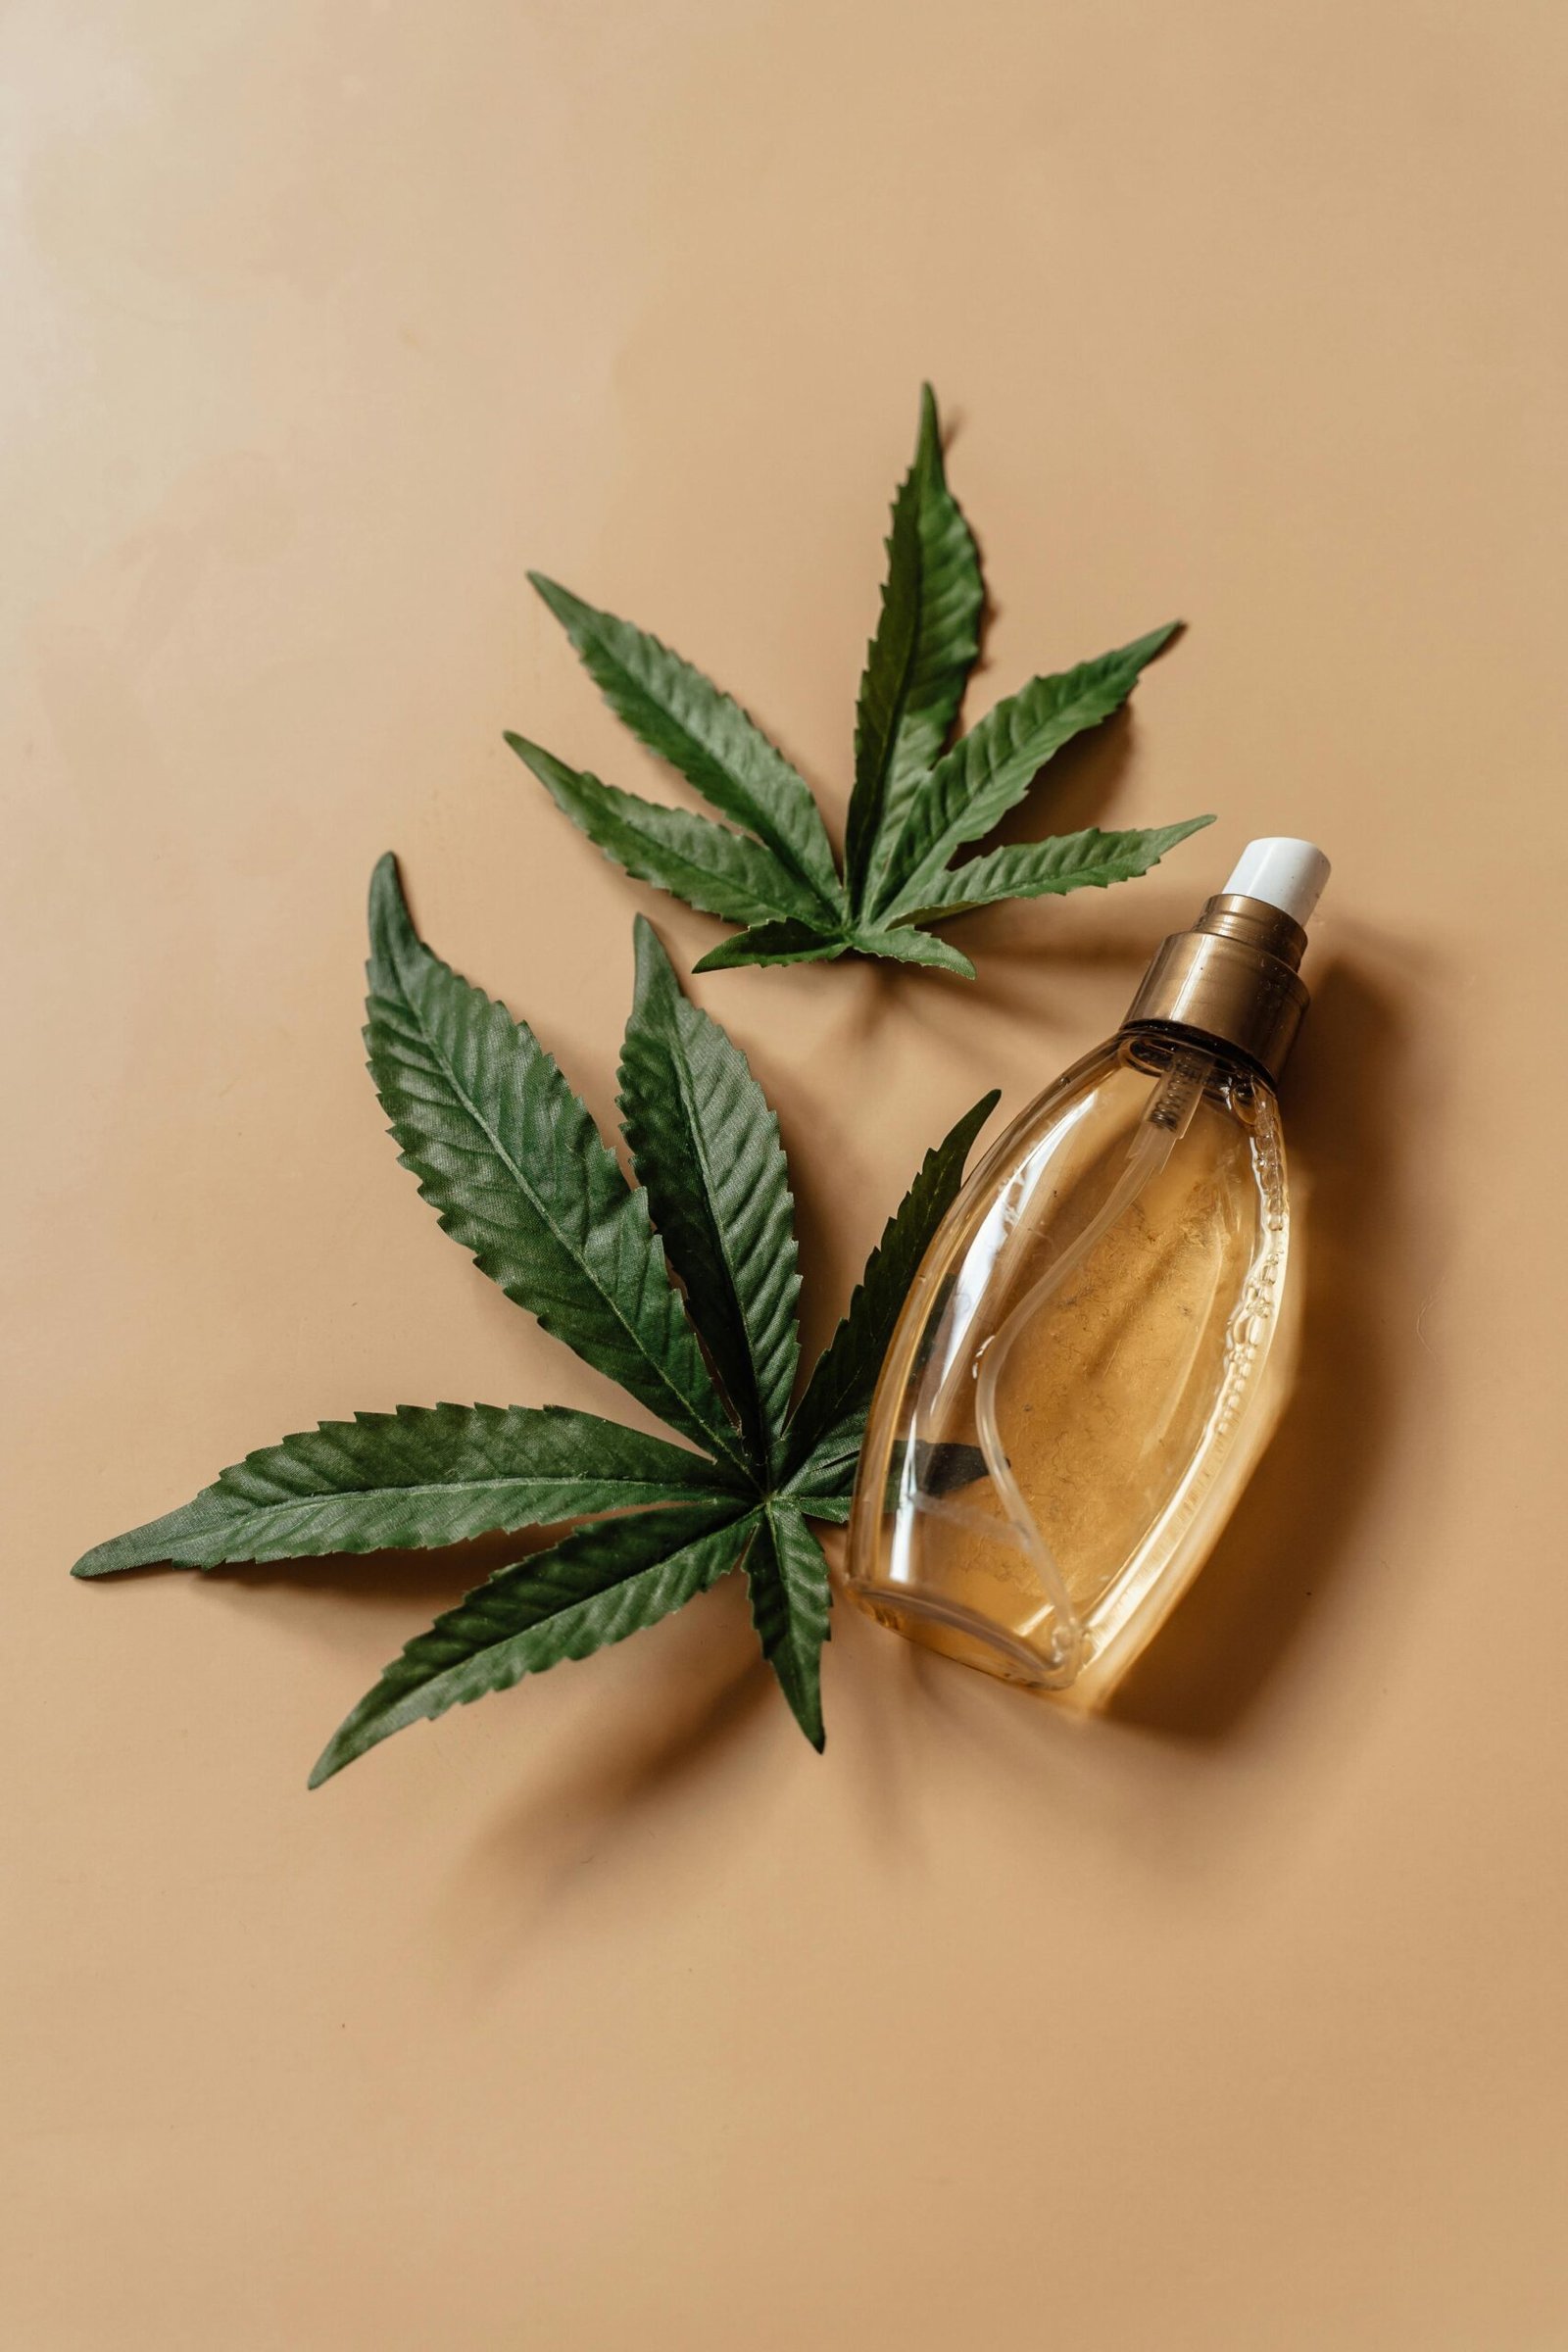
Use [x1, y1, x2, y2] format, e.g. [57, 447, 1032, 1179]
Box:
[1222, 837, 1330, 927]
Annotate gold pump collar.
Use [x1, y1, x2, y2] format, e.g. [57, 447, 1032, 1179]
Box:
[1120, 893, 1309, 1086]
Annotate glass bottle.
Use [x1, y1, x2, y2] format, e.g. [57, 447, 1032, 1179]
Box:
[847, 839, 1330, 1709]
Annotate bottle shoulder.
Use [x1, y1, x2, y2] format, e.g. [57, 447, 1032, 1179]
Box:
[965, 1032, 1283, 1201]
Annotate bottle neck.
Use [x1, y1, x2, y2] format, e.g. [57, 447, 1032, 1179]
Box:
[1118, 893, 1309, 1087]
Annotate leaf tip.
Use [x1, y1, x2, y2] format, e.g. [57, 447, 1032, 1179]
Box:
[367, 852, 417, 984]
[1130, 618, 1185, 667]
[71, 1540, 136, 1578]
[368, 850, 409, 942]
[779, 1681, 826, 1751]
[1151, 811, 1217, 863]
[629, 909, 677, 1000]
[307, 1720, 362, 1789]
[72, 1521, 193, 1579]
[795, 1671, 828, 1749]
[911, 929, 978, 981]
[690, 938, 744, 974]
[504, 734, 578, 804]
[914, 381, 950, 487]
[527, 570, 582, 631]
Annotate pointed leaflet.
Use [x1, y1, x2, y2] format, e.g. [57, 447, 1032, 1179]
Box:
[618, 920, 801, 1471]
[310, 1500, 754, 1786]
[872, 624, 1180, 919]
[848, 924, 977, 980]
[365, 855, 745, 1472]
[847, 385, 983, 906]
[785, 1442, 989, 1525]
[886, 1437, 988, 1504]
[783, 1089, 1000, 1494]
[505, 736, 831, 933]
[898, 816, 1215, 920]
[528, 573, 842, 914]
[693, 921, 849, 973]
[745, 1502, 831, 1749]
[72, 1406, 725, 1577]
[786, 1490, 853, 1524]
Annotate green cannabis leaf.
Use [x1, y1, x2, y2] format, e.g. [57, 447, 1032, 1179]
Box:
[74, 858, 998, 1783]
[510, 386, 1212, 978]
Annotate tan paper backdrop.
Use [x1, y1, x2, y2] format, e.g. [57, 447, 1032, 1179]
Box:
[5, 4, 1566, 2346]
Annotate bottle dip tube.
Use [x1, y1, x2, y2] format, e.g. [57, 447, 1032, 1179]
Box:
[847, 838, 1330, 1710]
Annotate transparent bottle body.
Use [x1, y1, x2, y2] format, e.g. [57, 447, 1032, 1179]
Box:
[847, 1033, 1298, 1707]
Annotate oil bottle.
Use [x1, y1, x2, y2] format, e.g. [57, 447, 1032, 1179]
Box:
[847, 839, 1330, 1707]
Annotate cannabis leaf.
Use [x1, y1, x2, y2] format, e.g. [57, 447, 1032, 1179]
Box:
[511, 385, 1212, 977]
[74, 858, 998, 1784]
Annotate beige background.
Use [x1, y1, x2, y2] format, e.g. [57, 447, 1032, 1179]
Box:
[5, 4, 1566, 2346]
